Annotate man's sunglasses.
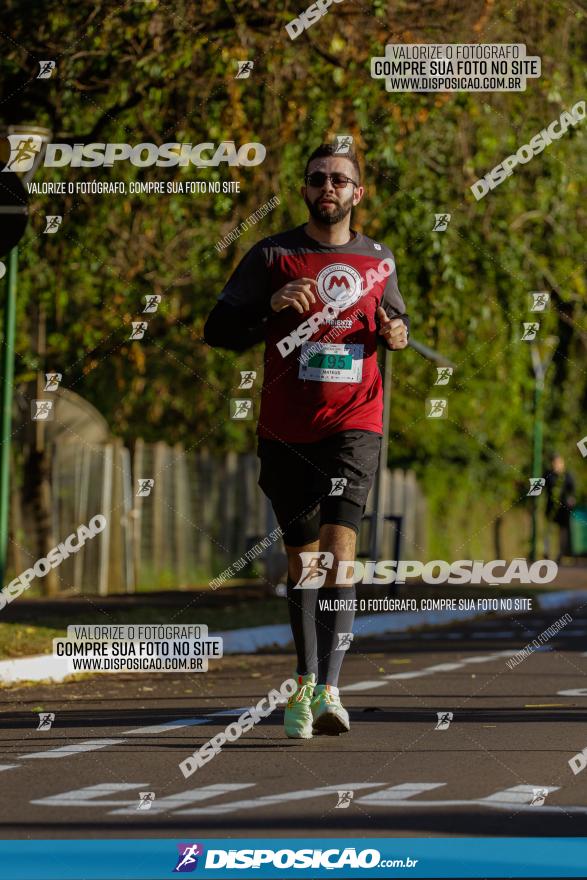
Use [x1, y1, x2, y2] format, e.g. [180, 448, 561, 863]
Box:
[305, 171, 359, 189]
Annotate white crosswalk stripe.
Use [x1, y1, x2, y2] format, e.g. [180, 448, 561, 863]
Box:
[357, 783, 563, 812]
[20, 739, 124, 760]
[174, 783, 385, 816]
[18, 709, 251, 761]
[109, 784, 255, 815]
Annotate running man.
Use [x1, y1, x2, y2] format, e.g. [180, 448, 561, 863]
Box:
[204, 143, 409, 738]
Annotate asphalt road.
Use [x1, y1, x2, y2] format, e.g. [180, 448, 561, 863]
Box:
[1, 601, 587, 840]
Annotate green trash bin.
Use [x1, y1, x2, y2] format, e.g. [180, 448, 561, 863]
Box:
[570, 506, 587, 556]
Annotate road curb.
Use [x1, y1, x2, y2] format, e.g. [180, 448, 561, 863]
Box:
[1, 588, 586, 686]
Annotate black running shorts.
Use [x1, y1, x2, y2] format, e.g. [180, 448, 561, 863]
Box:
[257, 429, 382, 547]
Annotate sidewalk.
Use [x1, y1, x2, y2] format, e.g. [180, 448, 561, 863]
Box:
[1, 583, 586, 686]
[2, 564, 585, 622]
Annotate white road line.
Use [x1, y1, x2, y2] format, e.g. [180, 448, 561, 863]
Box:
[0, 764, 19, 772]
[408, 662, 463, 673]
[356, 783, 445, 804]
[18, 710, 252, 761]
[109, 783, 255, 815]
[558, 688, 587, 697]
[358, 783, 563, 811]
[482, 785, 560, 803]
[343, 680, 388, 692]
[32, 780, 586, 818]
[31, 783, 149, 807]
[20, 738, 124, 760]
[123, 718, 214, 736]
[123, 708, 251, 735]
[471, 632, 517, 638]
[342, 650, 522, 693]
[384, 670, 432, 680]
[175, 782, 385, 816]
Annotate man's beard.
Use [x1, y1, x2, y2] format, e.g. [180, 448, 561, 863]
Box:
[305, 192, 354, 225]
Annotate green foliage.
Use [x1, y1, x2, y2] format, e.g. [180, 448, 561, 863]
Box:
[1, 0, 586, 555]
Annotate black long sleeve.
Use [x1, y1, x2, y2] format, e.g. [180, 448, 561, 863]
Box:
[203, 301, 269, 352]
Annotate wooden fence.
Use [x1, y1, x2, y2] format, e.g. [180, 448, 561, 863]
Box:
[7, 439, 427, 594]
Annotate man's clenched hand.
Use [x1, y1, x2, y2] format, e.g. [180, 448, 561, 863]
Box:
[270, 278, 318, 314]
[376, 306, 408, 349]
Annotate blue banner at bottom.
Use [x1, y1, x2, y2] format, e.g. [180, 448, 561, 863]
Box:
[1, 838, 586, 879]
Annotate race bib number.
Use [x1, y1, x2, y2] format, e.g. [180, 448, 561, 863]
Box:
[299, 343, 363, 383]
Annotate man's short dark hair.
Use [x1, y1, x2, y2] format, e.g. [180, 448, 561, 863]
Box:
[304, 143, 361, 183]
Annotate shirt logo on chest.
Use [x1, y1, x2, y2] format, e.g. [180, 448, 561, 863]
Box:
[316, 263, 363, 309]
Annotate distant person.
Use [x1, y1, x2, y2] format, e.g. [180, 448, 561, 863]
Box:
[544, 453, 576, 561]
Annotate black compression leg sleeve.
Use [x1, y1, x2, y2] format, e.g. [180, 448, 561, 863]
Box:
[315, 584, 356, 687]
[286, 577, 319, 677]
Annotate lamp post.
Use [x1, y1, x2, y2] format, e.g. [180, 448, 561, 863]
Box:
[0, 125, 51, 586]
[369, 340, 455, 564]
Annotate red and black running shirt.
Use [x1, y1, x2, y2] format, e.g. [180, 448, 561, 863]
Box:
[205, 224, 408, 443]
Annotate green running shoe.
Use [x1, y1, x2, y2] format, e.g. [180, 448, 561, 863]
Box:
[284, 673, 316, 739]
[311, 684, 350, 735]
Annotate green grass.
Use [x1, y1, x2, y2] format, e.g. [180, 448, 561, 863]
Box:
[0, 598, 290, 660]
